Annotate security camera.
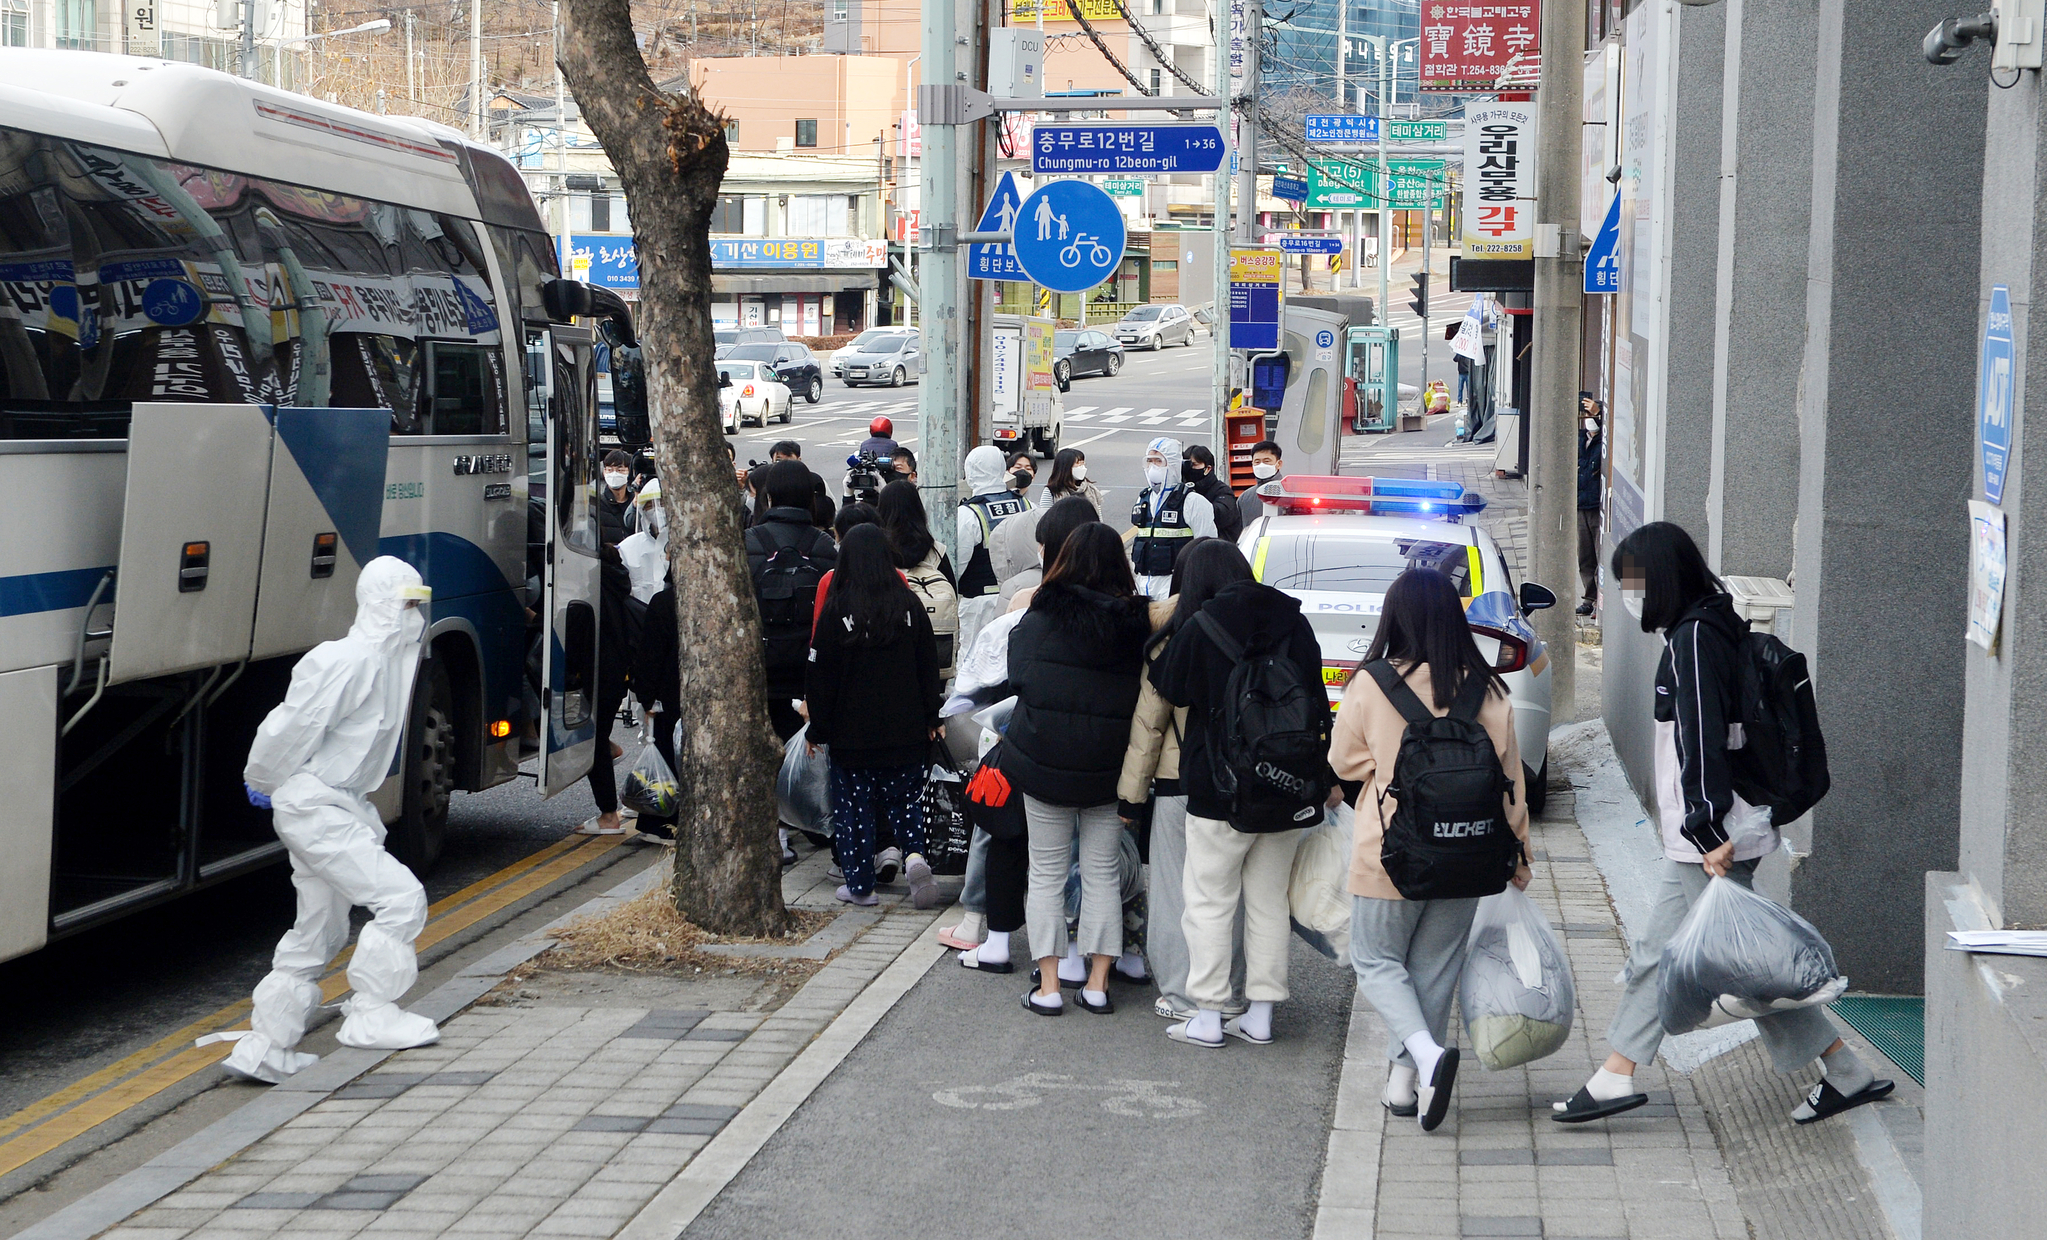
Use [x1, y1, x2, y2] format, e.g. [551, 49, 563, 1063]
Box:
[1925, 11, 1998, 63]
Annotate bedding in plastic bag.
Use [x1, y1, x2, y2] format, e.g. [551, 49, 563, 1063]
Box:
[1656, 876, 1848, 1036]
[1458, 886, 1575, 1070]
[775, 725, 831, 836]
[620, 745, 679, 818]
[1288, 803, 1355, 961]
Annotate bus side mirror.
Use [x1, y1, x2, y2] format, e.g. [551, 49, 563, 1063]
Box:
[541, 279, 592, 322]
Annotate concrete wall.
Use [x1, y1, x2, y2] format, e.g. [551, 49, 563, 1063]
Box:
[1705, 0, 1814, 581]
[1789, 0, 1982, 993]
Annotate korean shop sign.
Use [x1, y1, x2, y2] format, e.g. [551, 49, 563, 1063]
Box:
[1420, 1, 1540, 93]
[1461, 102, 1535, 259]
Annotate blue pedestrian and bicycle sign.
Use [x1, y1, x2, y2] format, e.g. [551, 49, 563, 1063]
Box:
[1012, 180, 1127, 294]
[1031, 124, 1225, 174]
[1277, 235, 1343, 254]
[1981, 283, 2015, 506]
[1305, 114, 1378, 144]
[969, 170, 1027, 282]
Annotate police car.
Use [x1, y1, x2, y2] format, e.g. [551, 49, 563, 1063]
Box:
[1240, 475, 1559, 812]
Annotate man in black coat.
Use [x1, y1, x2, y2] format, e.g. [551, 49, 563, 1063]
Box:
[1577, 393, 1604, 615]
[1182, 444, 1243, 543]
[745, 461, 838, 740]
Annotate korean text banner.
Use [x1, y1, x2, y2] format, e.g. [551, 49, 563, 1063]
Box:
[563, 235, 888, 289]
[1420, 1, 1540, 93]
[1007, 0, 1122, 20]
[1461, 103, 1536, 259]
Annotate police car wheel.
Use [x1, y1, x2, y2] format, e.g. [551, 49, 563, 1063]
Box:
[391, 660, 456, 874]
[1525, 757, 1549, 817]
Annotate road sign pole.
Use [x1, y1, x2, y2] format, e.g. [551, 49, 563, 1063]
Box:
[918, 0, 960, 560]
[1234, 0, 1260, 248]
[1211, 0, 1233, 450]
[1376, 44, 1390, 329]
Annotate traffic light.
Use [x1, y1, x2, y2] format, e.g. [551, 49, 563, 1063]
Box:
[1408, 272, 1429, 318]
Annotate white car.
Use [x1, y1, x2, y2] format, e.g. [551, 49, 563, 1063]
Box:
[717, 360, 792, 431]
[831, 326, 917, 380]
[1113, 303, 1196, 350]
[1239, 474, 1558, 812]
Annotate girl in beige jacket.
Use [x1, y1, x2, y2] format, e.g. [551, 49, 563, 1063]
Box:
[1329, 569, 1530, 1132]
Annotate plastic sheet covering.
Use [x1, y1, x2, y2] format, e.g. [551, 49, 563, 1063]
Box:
[621, 744, 678, 817]
[775, 725, 831, 835]
[1657, 876, 1846, 1036]
[1460, 886, 1575, 1069]
[1289, 803, 1355, 960]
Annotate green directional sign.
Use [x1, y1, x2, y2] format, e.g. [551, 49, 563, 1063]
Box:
[1306, 159, 1447, 210]
[1387, 120, 1448, 142]
[1103, 177, 1147, 197]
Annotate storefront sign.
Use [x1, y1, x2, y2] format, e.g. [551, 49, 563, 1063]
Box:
[1461, 102, 1536, 258]
[1229, 249, 1282, 352]
[125, 0, 159, 56]
[1420, 1, 1540, 93]
[563, 234, 887, 290]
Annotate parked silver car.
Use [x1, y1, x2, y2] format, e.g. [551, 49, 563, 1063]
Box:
[1113, 303, 1196, 350]
[837, 330, 922, 387]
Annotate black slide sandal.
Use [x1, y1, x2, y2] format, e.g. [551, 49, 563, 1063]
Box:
[1419, 1049, 1460, 1132]
[959, 954, 1015, 974]
[1793, 1078, 1895, 1125]
[1021, 990, 1064, 1017]
[1550, 1086, 1649, 1123]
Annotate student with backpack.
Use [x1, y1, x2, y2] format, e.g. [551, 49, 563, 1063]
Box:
[1150, 540, 1334, 1048]
[1556, 522, 1885, 1127]
[746, 461, 837, 742]
[876, 480, 960, 679]
[805, 525, 943, 909]
[1331, 568, 1531, 1131]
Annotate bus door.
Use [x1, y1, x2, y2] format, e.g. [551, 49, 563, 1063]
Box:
[539, 325, 603, 796]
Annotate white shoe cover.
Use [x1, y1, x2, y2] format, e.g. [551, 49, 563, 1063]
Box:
[334, 999, 440, 1050]
[207, 1031, 320, 1084]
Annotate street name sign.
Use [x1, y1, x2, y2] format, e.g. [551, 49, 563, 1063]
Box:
[1387, 119, 1448, 141]
[1982, 283, 2015, 505]
[1305, 114, 1377, 144]
[1277, 235, 1344, 254]
[1031, 124, 1226, 174]
[1271, 173, 1308, 202]
[1013, 179, 1127, 293]
[969, 170, 1028, 281]
[1104, 177, 1147, 197]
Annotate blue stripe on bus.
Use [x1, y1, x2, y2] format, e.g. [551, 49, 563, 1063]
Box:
[275, 407, 391, 569]
[0, 566, 113, 618]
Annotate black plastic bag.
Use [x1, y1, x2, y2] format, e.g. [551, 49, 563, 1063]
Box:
[922, 745, 972, 876]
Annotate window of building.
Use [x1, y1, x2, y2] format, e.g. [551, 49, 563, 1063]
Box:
[831, 0, 847, 18]
[55, 0, 94, 48]
[724, 121, 740, 145]
[1149, 68, 1161, 93]
[795, 119, 818, 148]
[787, 194, 854, 237]
[0, 0, 26, 46]
[742, 196, 767, 235]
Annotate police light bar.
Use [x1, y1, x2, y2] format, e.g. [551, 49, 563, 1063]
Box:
[1255, 474, 1487, 520]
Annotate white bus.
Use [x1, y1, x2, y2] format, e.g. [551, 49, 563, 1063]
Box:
[0, 51, 627, 966]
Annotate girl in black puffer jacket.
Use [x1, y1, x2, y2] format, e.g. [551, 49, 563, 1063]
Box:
[1005, 523, 1154, 1017]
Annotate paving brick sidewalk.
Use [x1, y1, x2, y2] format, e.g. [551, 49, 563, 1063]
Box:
[94, 851, 940, 1240]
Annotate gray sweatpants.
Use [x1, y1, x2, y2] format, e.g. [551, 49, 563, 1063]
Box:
[1025, 796, 1124, 962]
[1349, 894, 1481, 1068]
[959, 827, 990, 914]
[1147, 795, 1245, 1012]
[1607, 858, 1839, 1073]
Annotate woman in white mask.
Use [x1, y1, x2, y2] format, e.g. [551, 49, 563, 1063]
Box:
[1041, 447, 1104, 512]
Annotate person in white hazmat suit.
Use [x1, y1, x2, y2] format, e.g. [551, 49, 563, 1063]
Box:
[618, 479, 669, 604]
[955, 445, 1027, 660]
[221, 557, 442, 1083]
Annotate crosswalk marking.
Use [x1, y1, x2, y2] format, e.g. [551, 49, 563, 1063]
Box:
[1138, 408, 1170, 424]
[1099, 407, 1134, 423]
[1064, 406, 1097, 416]
[1176, 410, 1207, 427]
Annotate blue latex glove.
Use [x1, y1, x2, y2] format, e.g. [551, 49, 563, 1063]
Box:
[245, 783, 273, 810]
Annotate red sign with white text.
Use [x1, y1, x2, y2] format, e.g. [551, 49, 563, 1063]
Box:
[1418, 2, 1540, 93]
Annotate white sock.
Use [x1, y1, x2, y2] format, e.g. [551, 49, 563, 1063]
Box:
[1237, 1000, 1274, 1042]
[1028, 988, 1064, 1010]
[1186, 1009, 1223, 1042]
[1821, 1044, 1873, 1095]
[1116, 949, 1148, 979]
[1585, 1067, 1637, 1102]
[779, 827, 789, 849]
[1385, 1063, 1418, 1106]
[978, 930, 1010, 965]
[1403, 1031, 1445, 1083]
[951, 911, 987, 942]
[1083, 988, 1108, 1006]
[1058, 942, 1087, 984]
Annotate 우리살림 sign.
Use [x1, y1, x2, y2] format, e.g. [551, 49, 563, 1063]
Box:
[1461, 102, 1536, 258]
[1420, 1, 1540, 93]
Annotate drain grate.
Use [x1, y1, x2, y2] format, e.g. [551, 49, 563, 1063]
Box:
[1830, 995, 1924, 1085]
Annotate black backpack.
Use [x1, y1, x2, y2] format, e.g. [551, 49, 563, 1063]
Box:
[1193, 611, 1330, 831]
[1366, 661, 1520, 900]
[749, 525, 828, 679]
[1727, 630, 1831, 824]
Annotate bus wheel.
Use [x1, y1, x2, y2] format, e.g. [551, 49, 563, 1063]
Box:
[392, 660, 456, 874]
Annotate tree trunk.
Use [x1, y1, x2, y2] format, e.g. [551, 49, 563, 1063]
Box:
[557, 1, 789, 937]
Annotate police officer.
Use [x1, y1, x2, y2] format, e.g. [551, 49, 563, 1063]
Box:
[1130, 436, 1216, 600]
[956, 445, 1028, 655]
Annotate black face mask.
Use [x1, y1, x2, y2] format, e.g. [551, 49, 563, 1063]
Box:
[1011, 470, 1033, 490]
[1181, 460, 1203, 482]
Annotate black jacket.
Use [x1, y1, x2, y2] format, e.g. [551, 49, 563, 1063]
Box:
[1150, 580, 1334, 824]
[805, 599, 942, 767]
[1189, 470, 1244, 542]
[1578, 431, 1602, 510]
[1655, 594, 1749, 854]
[634, 578, 679, 714]
[1004, 580, 1154, 807]
[746, 509, 838, 696]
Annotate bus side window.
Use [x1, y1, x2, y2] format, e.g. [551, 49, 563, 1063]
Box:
[422, 340, 505, 435]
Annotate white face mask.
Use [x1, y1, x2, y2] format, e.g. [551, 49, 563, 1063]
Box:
[1622, 588, 1644, 620]
[1144, 463, 1170, 487]
[603, 470, 629, 490]
[1583, 418, 1599, 434]
[1069, 464, 1087, 482]
[1252, 461, 1278, 480]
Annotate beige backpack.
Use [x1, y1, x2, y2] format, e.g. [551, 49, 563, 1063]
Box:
[904, 547, 960, 678]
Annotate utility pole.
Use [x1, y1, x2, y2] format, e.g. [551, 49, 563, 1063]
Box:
[405, 11, 416, 106]
[1375, 40, 1388, 327]
[470, 0, 484, 137]
[1529, 0, 1585, 721]
[916, 0, 961, 560]
[555, 0, 568, 231]
[1209, 0, 1235, 444]
[1233, 0, 1259, 245]
[239, 0, 256, 79]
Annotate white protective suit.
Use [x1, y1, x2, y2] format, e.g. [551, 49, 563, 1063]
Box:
[220, 557, 440, 1083]
[955, 445, 1013, 660]
[619, 480, 669, 603]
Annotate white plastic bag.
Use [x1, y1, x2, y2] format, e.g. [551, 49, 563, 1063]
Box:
[1459, 886, 1575, 1070]
[1657, 876, 1847, 1036]
[774, 725, 831, 835]
[620, 744, 678, 817]
[1289, 803, 1355, 961]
